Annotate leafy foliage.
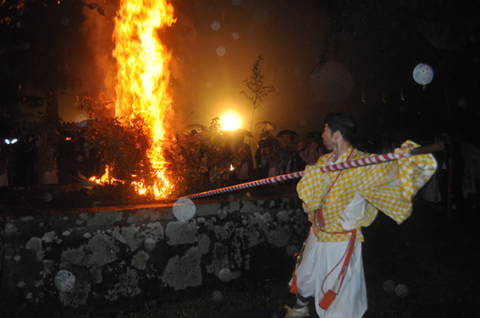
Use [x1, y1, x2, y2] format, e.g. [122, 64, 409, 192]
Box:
[83, 116, 153, 186]
[77, 93, 115, 121]
[163, 117, 234, 197]
[0, 1, 104, 28]
[77, 95, 154, 199]
[78, 95, 237, 199]
[240, 55, 275, 140]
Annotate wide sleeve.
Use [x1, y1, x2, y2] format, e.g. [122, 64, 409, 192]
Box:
[296, 164, 325, 214]
[396, 140, 438, 202]
[359, 141, 437, 225]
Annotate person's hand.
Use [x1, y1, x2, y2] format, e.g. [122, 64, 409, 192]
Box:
[400, 143, 415, 154]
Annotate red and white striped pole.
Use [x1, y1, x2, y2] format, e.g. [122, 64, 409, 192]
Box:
[183, 143, 442, 200]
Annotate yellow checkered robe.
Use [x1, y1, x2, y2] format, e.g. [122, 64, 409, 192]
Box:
[297, 141, 437, 243]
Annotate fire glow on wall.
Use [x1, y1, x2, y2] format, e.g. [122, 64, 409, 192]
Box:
[113, 0, 176, 197]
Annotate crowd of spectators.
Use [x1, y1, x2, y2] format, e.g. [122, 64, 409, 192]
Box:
[3, 120, 480, 224]
[0, 123, 406, 189]
[252, 132, 323, 181]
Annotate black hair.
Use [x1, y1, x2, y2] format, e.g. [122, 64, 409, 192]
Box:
[324, 112, 357, 144]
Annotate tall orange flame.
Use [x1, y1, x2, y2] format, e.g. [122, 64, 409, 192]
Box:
[113, 0, 176, 197]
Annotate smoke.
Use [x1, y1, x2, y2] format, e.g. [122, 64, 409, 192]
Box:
[80, 1, 118, 97]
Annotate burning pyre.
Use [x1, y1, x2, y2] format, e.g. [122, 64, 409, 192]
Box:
[105, 0, 176, 198]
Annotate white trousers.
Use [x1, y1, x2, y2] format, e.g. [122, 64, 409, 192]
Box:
[291, 228, 367, 318]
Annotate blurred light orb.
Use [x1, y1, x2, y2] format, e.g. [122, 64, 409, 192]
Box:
[75, 114, 88, 127]
[211, 20, 221, 31]
[216, 46, 226, 56]
[144, 238, 156, 250]
[219, 268, 233, 282]
[212, 290, 223, 301]
[173, 198, 196, 221]
[413, 63, 434, 85]
[231, 0, 241, 5]
[458, 98, 469, 108]
[395, 284, 409, 297]
[54, 270, 75, 292]
[44, 192, 52, 202]
[231, 32, 240, 40]
[62, 17, 70, 26]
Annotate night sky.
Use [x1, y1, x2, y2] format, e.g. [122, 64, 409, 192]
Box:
[3, 0, 480, 146]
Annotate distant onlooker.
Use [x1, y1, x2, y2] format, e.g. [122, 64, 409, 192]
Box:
[36, 130, 59, 185]
[255, 139, 269, 179]
[0, 143, 9, 186]
[299, 133, 322, 165]
[14, 130, 36, 186]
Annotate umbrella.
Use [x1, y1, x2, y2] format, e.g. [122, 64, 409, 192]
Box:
[276, 130, 298, 138]
[255, 121, 274, 132]
[184, 124, 207, 135]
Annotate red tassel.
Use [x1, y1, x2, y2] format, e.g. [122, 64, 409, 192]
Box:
[289, 271, 298, 294]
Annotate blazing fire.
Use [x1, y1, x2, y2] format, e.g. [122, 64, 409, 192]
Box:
[112, 0, 176, 197]
[89, 165, 123, 185]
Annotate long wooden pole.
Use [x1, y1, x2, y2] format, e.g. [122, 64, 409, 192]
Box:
[183, 143, 443, 200]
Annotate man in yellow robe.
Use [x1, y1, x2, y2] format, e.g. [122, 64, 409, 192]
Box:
[285, 113, 437, 318]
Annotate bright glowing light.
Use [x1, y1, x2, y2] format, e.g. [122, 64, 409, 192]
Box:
[4, 138, 17, 145]
[219, 110, 243, 131]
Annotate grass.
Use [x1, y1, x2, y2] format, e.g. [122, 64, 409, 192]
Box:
[111, 278, 293, 318]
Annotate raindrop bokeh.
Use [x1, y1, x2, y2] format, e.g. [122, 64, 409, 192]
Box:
[212, 290, 223, 301]
[54, 270, 75, 293]
[210, 20, 221, 31]
[44, 192, 52, 202]
[458, 98, 469, 108]
[413, 63, 434, 86]
[216, 46, 226, 56]
[218, 268, 233, 282]
[395, 284, 409, 297]
[75, 114, 88, 127]
[144, 237, 156, 250]
[173, 197, 196, 221]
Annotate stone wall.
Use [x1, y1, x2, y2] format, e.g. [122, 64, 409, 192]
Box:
[0, 194, 309, 317]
